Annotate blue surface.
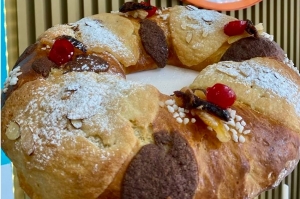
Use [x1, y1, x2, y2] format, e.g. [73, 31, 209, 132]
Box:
[1, 150, 10, 165]
[1, 163, 13, 199]
[1, 0, 11, 166]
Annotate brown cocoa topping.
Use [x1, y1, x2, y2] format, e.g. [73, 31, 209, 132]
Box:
[32, 57, 57, 77]
[65, 54, 109, 73]
[221, 37, 285, 62]
[14, 43, 38, 67]
[139, 19, 168, 68]
[119, 2, 152, 13]
[122, 131, 198, 199]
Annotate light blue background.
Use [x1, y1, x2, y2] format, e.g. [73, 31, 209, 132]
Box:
[1, 0, 10, 166]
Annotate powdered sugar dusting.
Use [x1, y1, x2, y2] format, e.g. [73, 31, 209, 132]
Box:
[70, 18, 135, 64]
[214, 60, 300, 116]
[261, 32, 274, 41]
[14, 72, 142, 166]
[283, 54, 300, 76]
[176, 7, 227, 38]
[169, 6, 234, 65]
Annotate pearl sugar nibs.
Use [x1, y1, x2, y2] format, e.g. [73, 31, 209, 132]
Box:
[162, 100, 250, 144]
[164, 99, 195, 125]
[225, 108, 251, 143]
[3, 66, 22, 93]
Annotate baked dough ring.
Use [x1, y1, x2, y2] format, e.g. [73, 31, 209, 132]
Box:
[1, 5, 300, 199]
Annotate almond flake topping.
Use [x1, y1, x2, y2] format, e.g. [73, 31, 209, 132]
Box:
[13, 73, 143, 166]
[186, 31, 193, 43]
[6, 121, 21, 140]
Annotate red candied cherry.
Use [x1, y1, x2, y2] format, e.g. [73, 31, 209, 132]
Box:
[224, 20, 247, 36]
[206, 83, 236, 109]
[48, 38, 74, 65]
[141, 1, 157, 17]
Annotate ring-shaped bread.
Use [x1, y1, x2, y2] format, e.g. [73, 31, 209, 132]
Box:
[2, 5, 300, 199]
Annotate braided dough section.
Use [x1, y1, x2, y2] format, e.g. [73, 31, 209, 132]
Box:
[39, 13, 140, 67]
[190, 57, 300, 132]
[1, 72, 160, 199]
[169, 6, 235, 66]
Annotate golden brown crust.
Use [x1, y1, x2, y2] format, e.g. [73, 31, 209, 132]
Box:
[2, 73, 160, 199]
[168, 6, 236, 66]
[1, 5, 300, 199]
[153, 100, 300, 199]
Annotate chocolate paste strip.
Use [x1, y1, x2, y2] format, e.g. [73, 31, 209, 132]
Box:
[122, 131, 198, 199]
[65, 54, 109, 73]
[220, 37, 285, 62]
[32, 57, 57, 77]
[139, 19, 168, 68]
[14, 43, 38, 68]
[119, 2, 152, 13]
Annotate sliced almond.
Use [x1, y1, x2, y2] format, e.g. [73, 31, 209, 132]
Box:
[127, 10, 142, 19]
[202, 31, 208, 38]
[137, 10, 148, 19]
[6, 121, 20, 140]
[239, 66, 253, 77]
[20, 126, 35, 156]
[216, 66, 239, 77]
[133, 11, 138, 18]
[181, 23, 187, 30]
[61, 91, 72, 100]
[71, 119, 83, 129]
[186, 31, 193, 43]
